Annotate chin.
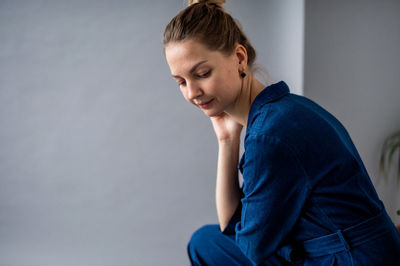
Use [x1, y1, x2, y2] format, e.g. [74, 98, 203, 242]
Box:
[204, 109, 224, 117]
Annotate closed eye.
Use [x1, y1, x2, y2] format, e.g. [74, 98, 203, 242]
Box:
[198, 71, 211, 78]
[175, 79, 186, 87]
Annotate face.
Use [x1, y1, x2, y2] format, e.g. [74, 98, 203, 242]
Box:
[165, 40, 244, 117]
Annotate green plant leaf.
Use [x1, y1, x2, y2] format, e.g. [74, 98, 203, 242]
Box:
[388, 143, 400, 165]
[379, 151, 388, 183]
[379, 151, 385, 172]
[398, 150, 400, 185]
[379, 131, 400, 184]
[397, 209, 400, 216]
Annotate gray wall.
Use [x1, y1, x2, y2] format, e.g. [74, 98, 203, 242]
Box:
[304, 0, 400, 224]
[229, 0, 304, 94]
[0, 1, 304, 265]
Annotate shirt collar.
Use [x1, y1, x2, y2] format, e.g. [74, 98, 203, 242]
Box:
[246, 80, 290, 127]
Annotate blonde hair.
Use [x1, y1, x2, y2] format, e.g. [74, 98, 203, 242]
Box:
[163, 0, 257, 68]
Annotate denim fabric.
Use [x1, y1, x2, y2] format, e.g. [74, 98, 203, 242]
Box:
[188, 224, 290, 266]
[188, 81, 400, 265]
[223, 81, 400, 264]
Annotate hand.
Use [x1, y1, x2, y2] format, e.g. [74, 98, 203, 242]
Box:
[210, 112, 243, 143]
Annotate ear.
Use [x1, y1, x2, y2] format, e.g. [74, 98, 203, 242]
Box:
[234, 44, 248, 71]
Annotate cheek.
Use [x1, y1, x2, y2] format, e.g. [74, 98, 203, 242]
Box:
[218, 71, 240, 95]
[219, 65, 239, 87]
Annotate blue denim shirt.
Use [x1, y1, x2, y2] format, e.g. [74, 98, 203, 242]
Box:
[222, 81, 398, 264]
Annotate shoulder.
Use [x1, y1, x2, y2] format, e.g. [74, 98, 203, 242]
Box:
[244, 92, 355, 171]
[246, 93, 343, 145]
[246, 94, 314, 140]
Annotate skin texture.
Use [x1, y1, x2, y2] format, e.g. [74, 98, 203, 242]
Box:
[165, 39, 265, 231]
[165, 40, 264, 127]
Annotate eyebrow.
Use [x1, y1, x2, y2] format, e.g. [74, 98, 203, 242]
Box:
[172, 60, 208, 78]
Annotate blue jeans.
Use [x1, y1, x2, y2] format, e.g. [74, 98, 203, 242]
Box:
[187, 210, 400, 265]
[187, 224, 288, 265]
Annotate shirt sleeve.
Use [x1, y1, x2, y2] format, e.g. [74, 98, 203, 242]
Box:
[235, 134, 311, 264]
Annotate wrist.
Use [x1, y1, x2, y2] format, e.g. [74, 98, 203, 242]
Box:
[218, 137, 241, 146]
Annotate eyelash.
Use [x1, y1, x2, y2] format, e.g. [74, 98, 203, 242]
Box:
[178, 71, 211, 87]
[198, 71, 211, 78]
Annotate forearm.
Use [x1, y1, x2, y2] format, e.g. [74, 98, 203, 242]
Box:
[216, 138, 242, 232]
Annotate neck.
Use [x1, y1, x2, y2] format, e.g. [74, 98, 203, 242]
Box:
[225, 73, 265, 127]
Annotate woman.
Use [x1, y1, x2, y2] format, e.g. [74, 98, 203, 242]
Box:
[163, 1, 400, 265]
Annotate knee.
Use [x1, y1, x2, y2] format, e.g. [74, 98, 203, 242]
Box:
[188, 224, 220, 252]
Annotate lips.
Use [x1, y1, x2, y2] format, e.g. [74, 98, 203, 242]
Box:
[197, 99, 214, 109]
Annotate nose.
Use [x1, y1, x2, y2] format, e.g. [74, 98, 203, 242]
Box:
[186, 81, 202, 101]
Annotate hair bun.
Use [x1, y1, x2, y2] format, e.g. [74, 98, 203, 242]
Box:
[188, 0, 226, 8]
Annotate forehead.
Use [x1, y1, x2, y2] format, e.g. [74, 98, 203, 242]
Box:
[165, 40, 221, 74]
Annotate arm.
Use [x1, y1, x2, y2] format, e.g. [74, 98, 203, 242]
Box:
[235, 135, 311, 264]
[210, 113, 243, 232]
[216, 138, 241, 232]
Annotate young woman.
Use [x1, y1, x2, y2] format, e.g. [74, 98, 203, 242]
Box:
[163, 1, 400, 265]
